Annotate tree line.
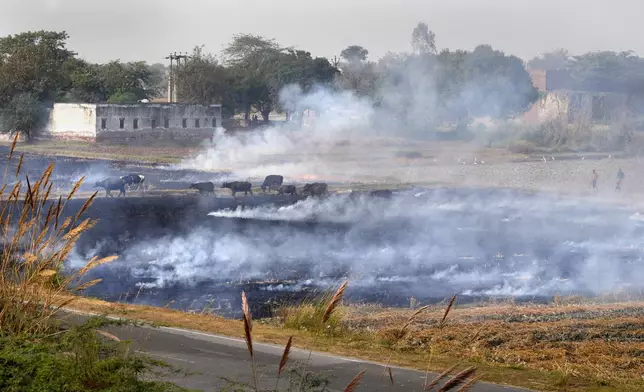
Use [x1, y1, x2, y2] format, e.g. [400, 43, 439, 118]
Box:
[2, 25, 644, 138]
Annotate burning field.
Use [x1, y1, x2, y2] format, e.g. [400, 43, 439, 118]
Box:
[53, 182, 643, 319]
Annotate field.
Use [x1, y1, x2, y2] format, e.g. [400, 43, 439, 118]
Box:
[4, 137, 644, 392]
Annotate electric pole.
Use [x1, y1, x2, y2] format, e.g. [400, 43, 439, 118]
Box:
[165, 52, 189, 103]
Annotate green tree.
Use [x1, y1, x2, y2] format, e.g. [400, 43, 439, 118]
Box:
[527, 48, 570, 70]
[0, 30, 75, 106]
[0, 93, 47, 140]
[176, 46, 236, 116]
[340, 45, 369, 63]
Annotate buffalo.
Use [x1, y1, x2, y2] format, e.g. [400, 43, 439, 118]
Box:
[189, 181, 215, 195]
[278, 184, 297, 196]
[369, 189, 393, 198]
[261, 175, 284, 193]
[95, 178, 126, 197]
[301, 182, 328, 197]
[222, 181, 253, 197]
[120, 173, 145, 191]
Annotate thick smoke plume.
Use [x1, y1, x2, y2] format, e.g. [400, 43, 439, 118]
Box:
[76, 189, 644, 307]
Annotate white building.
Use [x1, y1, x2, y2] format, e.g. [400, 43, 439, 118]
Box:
[46, 103, 223, 142]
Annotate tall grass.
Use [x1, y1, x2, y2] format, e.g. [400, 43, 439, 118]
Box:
[0, 133, 114, 337]
[241, 284, 477, 391]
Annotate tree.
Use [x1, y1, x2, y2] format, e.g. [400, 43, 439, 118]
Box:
[527, 48, 570, 70]
[411, 22, 437, 55]
[176, 46, 235, 115]
[340, 45, 369, 63]
[0, 30, 76, 106]
[0, 93, 47, 140]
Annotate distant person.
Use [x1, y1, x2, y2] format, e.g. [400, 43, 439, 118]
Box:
[616, 168, 625, 191]
[591, 169, 599, 191]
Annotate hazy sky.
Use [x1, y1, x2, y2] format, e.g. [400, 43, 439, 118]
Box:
[1, 0, 643, 64]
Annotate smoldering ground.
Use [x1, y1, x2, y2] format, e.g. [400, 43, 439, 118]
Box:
[63, 187, 644, 318]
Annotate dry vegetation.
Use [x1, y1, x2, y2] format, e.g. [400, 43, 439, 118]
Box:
[63, 293, 644, 392]
[0, 135, 188, 391]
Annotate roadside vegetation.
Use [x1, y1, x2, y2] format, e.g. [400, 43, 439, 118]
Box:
[0, 136, 190, 391]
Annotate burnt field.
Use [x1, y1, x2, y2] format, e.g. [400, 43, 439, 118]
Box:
[48, 187, 644, 319]
[4, 146, 644, 319]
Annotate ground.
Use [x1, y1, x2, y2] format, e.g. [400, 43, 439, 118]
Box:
[6, 137, 644, 392]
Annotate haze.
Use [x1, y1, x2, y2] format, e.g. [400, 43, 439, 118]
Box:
[1, 0, 643, 64]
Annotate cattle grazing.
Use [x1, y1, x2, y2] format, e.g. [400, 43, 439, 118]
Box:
[95, 178, 126, 197]
[189, 182, 215, 195]
[301, 182, 328, 197]
[278, 184, 297, 196]
[222, 181, 253, 197]
[120, 173, 145, 191]
[369, 189, 393, 198]
[261, 175, 284, 192]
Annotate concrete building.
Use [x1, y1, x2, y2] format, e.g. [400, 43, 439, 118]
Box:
[46, 102, 222, 143]
[524, 68, 629, 124]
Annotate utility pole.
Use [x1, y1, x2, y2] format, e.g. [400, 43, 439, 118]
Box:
[165, 52, 189, 103]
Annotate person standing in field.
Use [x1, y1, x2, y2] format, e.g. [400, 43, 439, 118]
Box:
[615, 168, 625, 191]
[591, 169, 599, 191]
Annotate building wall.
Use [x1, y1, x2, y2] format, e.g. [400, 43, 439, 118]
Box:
[47, 103, 98, 139]
[95, 104, 222, 133]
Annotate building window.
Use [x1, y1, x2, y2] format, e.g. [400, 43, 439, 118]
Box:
[182, 118, 187, 128]
[212, 118, 217, 128]
[119, 118, 125, 129]
[133, 118, 139, 129]
[195, 119, 200, 128]
[101, 118, 107, 130]
[164, 118, 170, 128]
[151, 119, 157, 129]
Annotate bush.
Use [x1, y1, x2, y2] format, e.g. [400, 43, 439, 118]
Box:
[278, 291, 346, 336]
[508, 140, 537, 154]
[0, 318, 189, 392]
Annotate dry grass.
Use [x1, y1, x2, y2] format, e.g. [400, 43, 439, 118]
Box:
[0, 139, 195, 164]
[0, 134, 116, 337]
[63, 295, 644, 392]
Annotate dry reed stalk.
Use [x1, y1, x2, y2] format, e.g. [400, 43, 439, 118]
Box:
[66, 176, 84, 202]
[454, 375, 480, 392]
[322, 279, 348, 324]
[299, 280, 349, 392]
[437, 367, 476, 392]
[74, 191, 97, 222]
[440, 295, 456, 327]
[275, 336, 293, 390]
[343, 369, 366, 392]
[96, 329, 121, 342]
[424, 363, 458, 391]
[15, 153, 24, 177]
[54, 196, 61, 229]
[75, 278, 104, 292]
[241, 291, 258, 391]
[8, 132, 18, 161]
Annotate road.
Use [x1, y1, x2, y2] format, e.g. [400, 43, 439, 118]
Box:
[63, 311, 532, 392]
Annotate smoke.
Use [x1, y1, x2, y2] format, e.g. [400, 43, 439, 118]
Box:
[76, 188, 644, 306]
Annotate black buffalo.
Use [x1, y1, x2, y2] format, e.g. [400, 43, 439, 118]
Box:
[95, 178, 126, 197]
[278, 184, 297, 196]
[120, 173, 145, 190]
[189, 182, 215, 195]
[301, 182, 328, 197]
[369, 189, 393, 198]
[222, 181, 253, 197]
[261, 175, 284, 192]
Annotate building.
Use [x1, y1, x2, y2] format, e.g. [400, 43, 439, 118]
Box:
[524, 68, 629, 124]
[46, 102, 222, 142]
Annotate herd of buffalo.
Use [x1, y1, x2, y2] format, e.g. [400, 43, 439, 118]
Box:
[93, 173, 340, 199]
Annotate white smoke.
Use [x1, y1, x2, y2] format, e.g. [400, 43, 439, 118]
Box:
[82, 189, 644, 299]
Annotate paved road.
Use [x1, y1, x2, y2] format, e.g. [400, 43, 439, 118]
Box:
[62, 311, 532, 392]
